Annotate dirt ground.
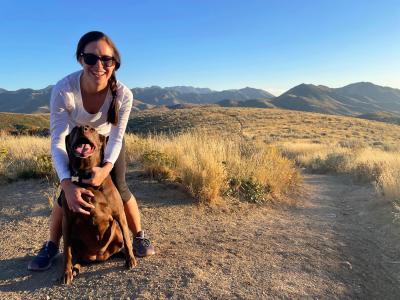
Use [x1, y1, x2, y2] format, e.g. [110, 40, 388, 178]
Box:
[0, 169, 399, 299]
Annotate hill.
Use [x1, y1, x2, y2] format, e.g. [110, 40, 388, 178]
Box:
[272, 82, 400, 115]
[0, 86, 53, 113]
[2, 81, 400, 118]
[216, 99, 275, 108]
[0, 85, 275, 113]
[357, 111, 400, 125]
[3, 107, 400, 149]
[131, 86, 274, 106]
[127, 107, 400, 149]
[0, 112, 49, 135]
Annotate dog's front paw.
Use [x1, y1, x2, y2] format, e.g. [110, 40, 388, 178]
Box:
[126, 256, 137, 269]
[63, 270, 73, 285]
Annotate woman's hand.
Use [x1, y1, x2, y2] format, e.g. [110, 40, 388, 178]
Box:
[61, 179, 95, 215]
[82, 162, 113, 187]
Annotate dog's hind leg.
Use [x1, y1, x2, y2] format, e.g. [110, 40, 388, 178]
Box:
[114, 212, 137, 269]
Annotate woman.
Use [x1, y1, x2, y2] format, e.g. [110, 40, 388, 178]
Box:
[28, 31, 155, 271]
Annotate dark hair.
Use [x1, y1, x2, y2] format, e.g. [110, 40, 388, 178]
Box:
[76, 31, 121, 125]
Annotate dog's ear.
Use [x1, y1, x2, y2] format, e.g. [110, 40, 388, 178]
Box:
[65, 133, 71, 156]
[65, 126, 77, 158]
[99, 134, 107, 161]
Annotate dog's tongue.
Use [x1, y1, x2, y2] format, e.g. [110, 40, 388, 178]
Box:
[75, 143, 93, 156]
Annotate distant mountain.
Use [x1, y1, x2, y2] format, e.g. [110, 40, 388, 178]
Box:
[216, 98, 275, 108]
[271, 84, 354, 115]
[336, 82, 400, 113]
[131, 86, 275, 106]
[0, 86, 53, 113]
[1, 82, 400, 119]
[271, 82, 400, 115]
[131, 86, 184, 106]
[165, 86, 214, 94]
[132, 99, 156, 111]
[0, 84, 275, 113]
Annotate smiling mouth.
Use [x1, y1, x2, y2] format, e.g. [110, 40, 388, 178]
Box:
[74, 139, 96, 158]
[91, 71, 106, 78]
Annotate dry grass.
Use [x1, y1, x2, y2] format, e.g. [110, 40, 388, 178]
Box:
[3, 107, 400, 204]
[0, 135, 55, 181]
[129, 107, 400, 150]
[126, 131, 300, 203]
[128, 107, 400, 203]
[278, 141, 400, 204]
[0, 130, 300, 204]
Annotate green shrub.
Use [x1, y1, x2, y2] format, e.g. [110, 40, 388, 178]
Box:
[141, 150, 175, 182]
[35, 153, 54, 177]
[16, 153, 55, 180]
[0, 147, 7, 161]
[325, 153, 350, 173]
[225, 177, 269, 203]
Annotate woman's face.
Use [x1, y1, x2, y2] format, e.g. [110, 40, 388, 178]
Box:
[80, 39, 116, 88]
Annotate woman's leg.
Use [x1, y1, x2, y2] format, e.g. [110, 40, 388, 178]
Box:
[110, 138, 143, 234]
[124, 194, 142, 235]
[49, 203, 63, 246]
[111, 138, 155, 257]
[28, 199, 61, 271]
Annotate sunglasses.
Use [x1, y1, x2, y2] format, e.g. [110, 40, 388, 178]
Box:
[80, 53, 116, 68]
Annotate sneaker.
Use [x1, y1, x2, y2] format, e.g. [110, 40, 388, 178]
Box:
[28, 241, 59, 271]
[133, 231, 155, 257]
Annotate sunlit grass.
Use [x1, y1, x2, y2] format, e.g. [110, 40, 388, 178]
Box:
[125, 131, 300, 203]
[278, 141, 400, 204]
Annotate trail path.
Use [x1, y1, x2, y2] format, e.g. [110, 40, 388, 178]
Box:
[0, 170, 399, 299]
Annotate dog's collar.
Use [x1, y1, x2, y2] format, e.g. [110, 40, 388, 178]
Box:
[71, 171, 92, 185]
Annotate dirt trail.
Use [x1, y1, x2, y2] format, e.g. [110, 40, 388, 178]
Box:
[0, 170, 399, 299]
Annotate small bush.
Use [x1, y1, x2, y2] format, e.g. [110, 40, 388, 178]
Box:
[308, 156, 328, 173]
[325, 153, 350, 173]
[141, 150, 176, 182]
[0, 147, 7, 161]
[353, 162, 382, 183]
[35, 153, 54, 177]
[225, 177, 268, 203]
[376, 166, 400, 205]
[338, 140, 365, 149]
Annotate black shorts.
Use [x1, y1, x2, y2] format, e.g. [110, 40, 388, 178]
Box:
[57, 138, 133, 207]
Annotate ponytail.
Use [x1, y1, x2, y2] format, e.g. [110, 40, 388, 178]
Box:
[107, 71, 119, 125]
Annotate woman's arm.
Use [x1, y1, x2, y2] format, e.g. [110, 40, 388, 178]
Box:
[50, 83, 72, 181]
[50, 82, 95, 214]
[103, 86, 133, 165]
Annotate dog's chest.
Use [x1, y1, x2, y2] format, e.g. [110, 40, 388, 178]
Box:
[71, 209, 113, 244]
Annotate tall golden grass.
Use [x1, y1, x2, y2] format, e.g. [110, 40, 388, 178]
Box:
[1, 131, 398, 205]
[0, 135, 54, 180]
[0, 132, 300, 204]
[125, 131, 300, 203]
[279, 141, 400, 204]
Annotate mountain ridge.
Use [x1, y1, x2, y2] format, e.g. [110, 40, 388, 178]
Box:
[1, 82, 400, 120]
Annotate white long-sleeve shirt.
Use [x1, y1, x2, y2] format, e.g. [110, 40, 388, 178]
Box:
[50, 70, 133, 181]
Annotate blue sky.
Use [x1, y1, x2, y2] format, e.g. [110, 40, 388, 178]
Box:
[1, 0, 399, 95]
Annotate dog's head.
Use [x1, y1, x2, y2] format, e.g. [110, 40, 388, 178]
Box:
[65, 126, 106, 172]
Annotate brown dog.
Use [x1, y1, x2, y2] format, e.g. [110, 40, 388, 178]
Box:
[61, 125, 136, 284]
